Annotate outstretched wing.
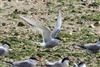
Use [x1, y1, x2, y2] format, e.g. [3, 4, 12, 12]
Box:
[20, 15, 51, 42]
[51, 10, 62, 38]
[19, 15, 38, 27]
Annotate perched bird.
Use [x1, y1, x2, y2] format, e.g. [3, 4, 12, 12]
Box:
[73, 62, 86, 67]
[45, 57, 70, 67]
[20, 10, 62, 48]
[5, 57, 39, 67]
[78, 41, 100, 54]
[0, 41, 10, 56]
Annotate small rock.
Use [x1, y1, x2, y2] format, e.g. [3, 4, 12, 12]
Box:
[8, 0, 11, 2]
[2, 23, 6, 26]
[76, 21, 84, 24]
[17, 22, 25, 27]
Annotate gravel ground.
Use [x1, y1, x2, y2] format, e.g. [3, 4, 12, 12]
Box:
[0, 0, 100, 67]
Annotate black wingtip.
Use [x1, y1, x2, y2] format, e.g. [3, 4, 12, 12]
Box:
[55, 36, 62, 40]
[29, 56, 39, 61]
[5, 61, 13, 65]
[77, 45, 86, 49]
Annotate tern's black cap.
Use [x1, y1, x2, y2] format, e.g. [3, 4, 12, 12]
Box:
[29, 56, 39, 61]
[1, 41, 11, 47]
[62, 57, 69, 63]
[78, 62, 85, 66]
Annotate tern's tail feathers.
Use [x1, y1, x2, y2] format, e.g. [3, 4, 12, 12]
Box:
[5, 61, 13, 65]
[78, 45, 87, 49]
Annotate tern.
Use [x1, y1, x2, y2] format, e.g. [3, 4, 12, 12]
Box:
[20, 10, 62, 48]
[5, 56, 38, 67]
[78, 41, 100, 54]
[45, 57, 70, 67]
[0, 41, 10, 56]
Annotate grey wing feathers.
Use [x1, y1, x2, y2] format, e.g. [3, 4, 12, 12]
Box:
[46, 64, 53, 67]
[40, 26, 51, 42]
[55, 10, 62, 31]
[83, 45, 100, 53]
[0, 48, 5, 55]
[51, 10, 62, 38]
[17, 62, 32, 67]
[19, 15, 38, 27]
[20, 15, 51, 42]
[46, 63, 62, 67]
[96, 41, 100, 46]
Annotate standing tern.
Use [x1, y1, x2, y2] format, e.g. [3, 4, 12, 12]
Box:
[45, 57, 70, 67]
[5, 56, 39, 67]
[78, 41, 100, 54]
[0, 41, 10, 56]
[20, 10, 62, 48]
